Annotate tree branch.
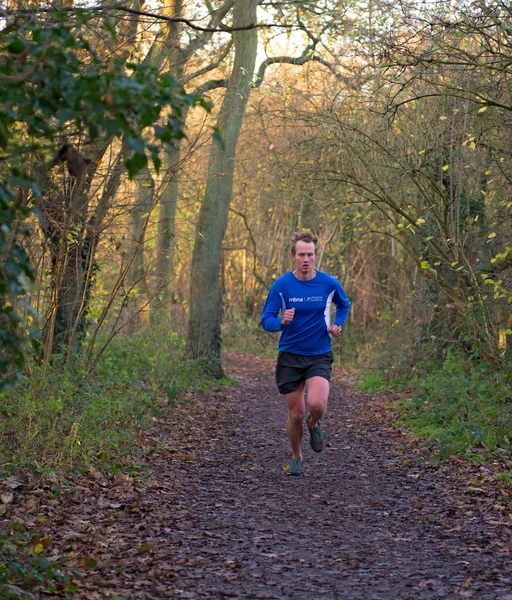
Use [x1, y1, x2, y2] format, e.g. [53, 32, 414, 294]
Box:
[1, 4, 296, 33]
[194, 79, 228, 97]
[183, 39, 233, 84]
[253, 54, 340, 88]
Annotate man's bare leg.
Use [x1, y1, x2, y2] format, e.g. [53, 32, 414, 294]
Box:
[305, 376, 329, 453]
[305, 376, 329, 428]
[285, 381, 306, 459]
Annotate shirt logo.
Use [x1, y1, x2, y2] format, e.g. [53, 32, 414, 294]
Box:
[288, 297, 304, 302]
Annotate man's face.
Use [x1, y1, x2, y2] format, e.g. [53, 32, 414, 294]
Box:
[292, 240, 316, 275]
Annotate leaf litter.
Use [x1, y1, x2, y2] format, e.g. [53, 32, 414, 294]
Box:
[3, 353, 512, 599]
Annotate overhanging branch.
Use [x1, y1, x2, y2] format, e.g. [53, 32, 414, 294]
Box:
[2, 4, 297, 33]
[253, 54, 341, 88]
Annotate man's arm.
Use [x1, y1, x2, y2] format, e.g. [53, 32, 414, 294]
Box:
[333, 280, 351, 327]
[261, 282, 286, 332]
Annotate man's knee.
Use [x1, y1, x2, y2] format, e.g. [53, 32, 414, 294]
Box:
[288, 409, 305, 425]
[308, 401, 326, 417]
[306, 378, 329, 416]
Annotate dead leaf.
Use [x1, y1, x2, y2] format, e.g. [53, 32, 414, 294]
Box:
[3, 477, 22, 489]
[33, 543, 44, 554]
[1, 492, 14, 504]
[137, 543, 155, 554]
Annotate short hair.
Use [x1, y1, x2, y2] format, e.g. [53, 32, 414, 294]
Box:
[290, 231, 318, 255]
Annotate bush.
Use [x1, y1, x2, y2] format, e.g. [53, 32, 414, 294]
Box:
[0, 524, 81, 598]
[0, 329, 228, 474]
[99, 329, 220, 393]
[398, 352, 512, 459]
[222, 317, 278, 357]
[0, 357, 156, 472]
[356, 371, 410, 393]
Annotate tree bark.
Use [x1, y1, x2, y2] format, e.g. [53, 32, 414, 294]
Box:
[187, 0, 258, 376]
[155, 143, 182, 308]
[126, 165, 155, 329]
[42, 182, 93, 361]
[152, 0, 183, 311]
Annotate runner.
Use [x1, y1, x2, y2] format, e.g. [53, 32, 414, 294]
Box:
[261, 231, 351, 476]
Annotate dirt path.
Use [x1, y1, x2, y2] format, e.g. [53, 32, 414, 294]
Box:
[15, 355, 512, 599]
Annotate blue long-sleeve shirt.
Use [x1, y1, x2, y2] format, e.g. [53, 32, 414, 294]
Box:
[261, 270, 351, 355]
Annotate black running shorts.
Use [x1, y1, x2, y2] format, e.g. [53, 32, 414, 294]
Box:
[276, 351, 333, 395]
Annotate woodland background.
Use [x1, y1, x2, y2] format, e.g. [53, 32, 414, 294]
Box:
[0, 0, 511, 478]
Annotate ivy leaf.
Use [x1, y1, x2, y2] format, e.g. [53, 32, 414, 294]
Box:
[102, 19, 118, 40]
[126, 136, 145, 155]
[125, 152, 148, 178]
[212, 127, 225, 152]
[7, 38, 26, 54]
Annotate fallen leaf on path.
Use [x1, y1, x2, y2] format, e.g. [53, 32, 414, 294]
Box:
[137, 543, 155, 554]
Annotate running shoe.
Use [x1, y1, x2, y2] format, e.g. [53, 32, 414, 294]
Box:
[286, 457, 304, 476]
[307, 414, 325, 453]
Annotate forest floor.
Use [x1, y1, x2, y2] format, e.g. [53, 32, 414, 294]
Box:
[6, 353, 512, 599]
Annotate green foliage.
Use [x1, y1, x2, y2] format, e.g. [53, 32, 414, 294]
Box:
[398, 352, 512, 459]
[0, 10, 207, 387]
[0, 524, 80, 598]
[496, 471, 512, 487]
[356, 371, 410, 393]
[0, 360, 155, 470]
[0, 14, 200, 176]
[100, 328, 230, 394]
[0, 329, 225, 473]
[0, 179, 36, 393]
[222, 317, 279, 358]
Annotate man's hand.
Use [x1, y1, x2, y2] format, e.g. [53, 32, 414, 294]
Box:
[281, 308, 295, 326]
[328, 324, 342, 337]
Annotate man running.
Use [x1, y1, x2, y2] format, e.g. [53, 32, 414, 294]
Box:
[261, 231, 351, 476]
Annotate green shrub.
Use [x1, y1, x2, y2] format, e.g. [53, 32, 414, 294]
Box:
[100, 328, 236, 390]
[356, 371, 410, 393]
[0, 329, 230, 474]
[222, 317, 278, 357]
[0, 524, 81, 599]
[398, 352, 512, 459]
[0, 358, 156, 472]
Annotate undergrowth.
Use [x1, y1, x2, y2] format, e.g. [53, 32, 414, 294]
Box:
[397, 352, 512, 460]
[0, 328, 231, 475]
[356, 371, 411, 393]
[0, 329, 233, 597]
[0, 524, 81, 599]
[222, 317, 277, 357]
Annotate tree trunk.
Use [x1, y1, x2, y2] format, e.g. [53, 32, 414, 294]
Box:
[187, 0, 258, 376]
[153, 0, 184, 311]
[126, 166, 155, 330]
[42, 184, 92, 362]
[155, 143, 182, 308]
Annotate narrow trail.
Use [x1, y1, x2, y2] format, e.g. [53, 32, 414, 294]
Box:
[25, 355, 512, 599]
